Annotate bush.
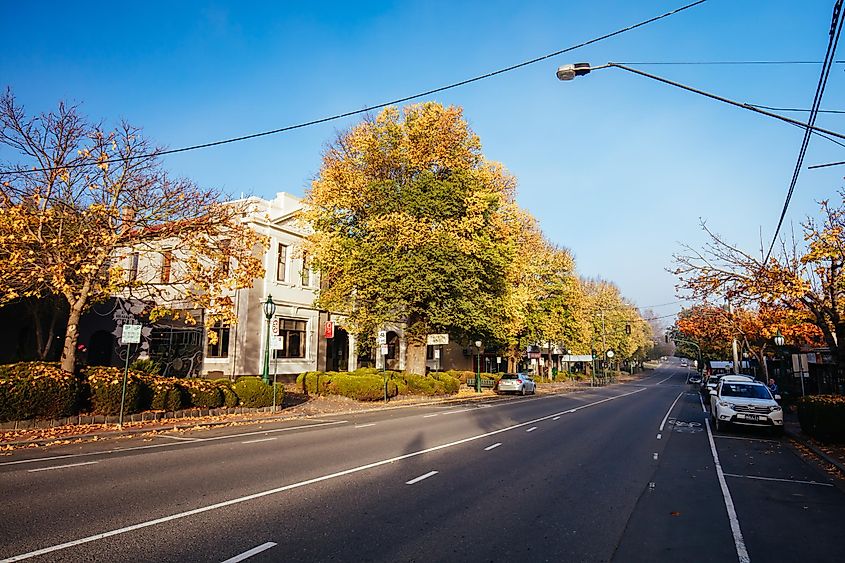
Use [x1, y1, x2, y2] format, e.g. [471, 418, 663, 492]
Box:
[400, 373, 445, 396]
[0, 362, 81, 421]
[212, 379, 240, 407]
[130, 358, 161, 376]
[429, 372, 461, 394]
[328, 374, 396, 401]
[297, 371, 336, 395]
[234, 377, 276, 408]
[179, 379, 224, 408]
[86, 366, 145, 416]
[143, 377, 186, 412]
[798, 395, 845, 442]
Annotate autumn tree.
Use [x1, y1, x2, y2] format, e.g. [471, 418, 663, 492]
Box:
[0, 90, 265, 373]
[305, 102, 517, 374]
[674, 194, 845, 368]
[581, 279, 652, 369]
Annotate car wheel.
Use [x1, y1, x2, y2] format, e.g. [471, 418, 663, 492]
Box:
[532, 385, 536, 395]
[521, 386, 526, 396]
[714, 418, 726, 432]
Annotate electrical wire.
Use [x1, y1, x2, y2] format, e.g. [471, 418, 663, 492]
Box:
[808, 160, 845, 169]
[747, 103, 845, 114]
[3, 0, 708, 176]
[765, 0, 843, 264]
[619, 60, 841, 65]
[638, 299, 687, 309]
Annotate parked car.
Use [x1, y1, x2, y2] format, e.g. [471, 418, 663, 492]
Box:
[700, 373, 753, 399]
[710, 379, 783, 435]
[687, 372, 702, 384]
[496, 373, 536, 395]
[680, 360, 688, 368]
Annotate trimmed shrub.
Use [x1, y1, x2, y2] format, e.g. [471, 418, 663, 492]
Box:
[144, 377, 186, 412]
[234, 376, 274, 408]
[429, 372, 461, 394]
[130, 358, 162, 376]
[798, 395, 845, 442]
[179, 379, 224, 408]
[297, 371, 335, 395]
[212, 379, 240, 407]
[328, 374, 396, 401]
[87, 366, 145, 416]
[400, 373, 444, 396]
[0, 362, 80, 421]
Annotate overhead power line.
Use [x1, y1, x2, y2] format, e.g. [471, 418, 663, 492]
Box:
[3, 0, 708, 176]
[765, 0, 843, 264]
[747, 103, 845, 114]
[808, 160, 845, 169]
[619, 60, 843, 65]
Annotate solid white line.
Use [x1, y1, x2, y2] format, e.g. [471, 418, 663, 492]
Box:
[526, 427, 537, 433]
[422, 414, 439, 418]
[159, 435, 202, 442]
[659, 392, 684, 432]
[0, 420, 349, 468]
[241, 438, 277, 444]
[406, 471, 438, 485]
[702, 396, 750, 563]
[354, 423, 376, 429]
[221, 542, 277, 563]
[723, 473, 833, 487]
[27, 461, 98, 473]
[2, 387, 646, 562]
[553, 416, 560, 421]
[441, 409, 472, 416]
[656, 374, 675, 385]
[484, 443, 502, 451]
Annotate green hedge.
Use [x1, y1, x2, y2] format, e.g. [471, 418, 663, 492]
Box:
[0, 362, 81, 421]
[798, 395, 845, 442]
[233, 376, 281, 408]
[212, 379, 240, 407]
[87, 367, 146, 416]
[329, 374, 397, 401]
[179, 379, 224, 409]
[297, 370, 459, 400]
[144, 376, 186, 412]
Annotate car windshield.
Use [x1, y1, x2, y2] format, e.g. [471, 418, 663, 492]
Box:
[501, 374, 519, 379]
[721, 384, 772, 400]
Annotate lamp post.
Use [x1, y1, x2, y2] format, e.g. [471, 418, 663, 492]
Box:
[474, 340, 482, 393]
[262, 295, 276, 385]
[555, 63, 845, 143]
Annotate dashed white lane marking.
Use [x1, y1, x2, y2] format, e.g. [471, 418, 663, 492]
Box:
[653, 453, 659, 460]
[406, 471, 438, 485]
[221, 541, 277, 563]
[657, 433, 662, 440]
[441, 409, 472, 416]
[526, 427, 537, 433]
[28, 461, 98, 473]
[724, 473, 834, 487]
[656, 374, 675, 385]
[241, 438, 277, 444]
[484, 443, 502, 451]
[0, 420, 349, 468]
[423, 414, 439, 418]
[566, 409, 576, 414]
[3, 387, 647, 562]
[659, 392, 683, 432]
[701, 395, 750, 563]
[553, 416, 560, 420]
[354, 424, 376, 429]
[160, 435, 202, 442]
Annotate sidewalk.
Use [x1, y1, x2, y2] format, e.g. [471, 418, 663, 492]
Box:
[783, 410, 845, 482]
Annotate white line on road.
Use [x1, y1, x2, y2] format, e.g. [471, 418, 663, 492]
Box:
[724, 473, 834, 487]
[553, 416, 560, 420]
[354, 423, 376, 429]
[241, 438, 277, 444]
[714, 435, 781, 444]
[526, 427, 537, 433]
[221, 542, 277, 563]
[656, 374, 676, 385]
[659, 392, 684, 432]
[406, 471, 438, 485]
[702, 395, 750, 563]
[27, 461, 98, 473]
[441, 409, 473, 416]
[0, 420, 349, 468]
[2, 387, 646, 562]
[484, 443, 502, 451]
[160, 435, 202, 442]
[656, 433, 662, 440]
[422, 414, 439, 418]
[653, 453, 658, 460]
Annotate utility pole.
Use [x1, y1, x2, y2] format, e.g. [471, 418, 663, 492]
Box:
[601, 310, 607, 375]
[728, 301, 740, 374]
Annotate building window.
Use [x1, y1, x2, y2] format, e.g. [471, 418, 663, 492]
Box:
[128, 252, 139, 282]
[272, 318, 306, 359]
[276, 243, 288, 282]
[301, 251, 311, 287]
[160, 250, 173, 283]
[207, 322, 230, 358]
[426, 345, 434, 360]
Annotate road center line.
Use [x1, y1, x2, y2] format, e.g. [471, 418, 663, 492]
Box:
[422, 414, 439, 418]
[0, 420, 349, 468]
[406, 471, 438, 485]
[484, 443, 502, 451]
[221, 542, 277, 563]
[354, 423, 376, 429]
[701, 395, 750, 563]
[723, 473, 834, 487]
[241, 438, 277, 444]
[441, 409, 472, 416]
[160, 435, 201, 442]
[552, 416, 560, 420]
[526, 427, 537, 433]
[659, 392, 684, 432]
[2, 387, 646, 562]
[656, 374, 675, 385]
[27, 461, 98, 473]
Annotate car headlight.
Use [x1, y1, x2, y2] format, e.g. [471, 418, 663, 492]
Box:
[770, 405, 782, 412]
[717, 400, 733, 408]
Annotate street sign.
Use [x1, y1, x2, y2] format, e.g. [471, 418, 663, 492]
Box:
[271, 335, 285, 350]
[426, 333, 449, 346]
[120, 324, 142, 345]
[380, 344, 389, 356]
[606, 350, 615, 358]
[324, 320, 335, 339]
[434, 349, 441, 359]
[378, 330, 387, 345]
[271, 317, 279, 335]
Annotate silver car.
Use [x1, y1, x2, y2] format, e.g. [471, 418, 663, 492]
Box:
[496, 373, 536, 395]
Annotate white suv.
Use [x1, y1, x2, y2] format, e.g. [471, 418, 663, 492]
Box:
[710, 379, 783, 435]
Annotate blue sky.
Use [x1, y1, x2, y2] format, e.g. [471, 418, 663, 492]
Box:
[2, 1, 843, 324]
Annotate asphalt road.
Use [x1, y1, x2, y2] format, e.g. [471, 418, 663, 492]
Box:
[2, 363, 844, 562]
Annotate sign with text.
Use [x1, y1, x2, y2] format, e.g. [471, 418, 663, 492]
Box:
[324, 321, 335, 339]
[426, 333, 449, 346]
[271, 335, 285, 350]
[380, 344, 389, 356]
[377, 330, 387, 345]
[121, 324, 142, 345]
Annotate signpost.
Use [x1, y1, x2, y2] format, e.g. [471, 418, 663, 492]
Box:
[270, 335, 284, 411]
[118, 324, 142, 428]
[324, 321, 334, 339]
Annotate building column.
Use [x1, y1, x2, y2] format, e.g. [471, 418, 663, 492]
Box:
[347, 333, 357, 372]
[398, 336, 407, 371]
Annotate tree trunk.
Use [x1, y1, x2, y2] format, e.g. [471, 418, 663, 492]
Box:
[405, 339, 427, 375]
[60, 294, 87, 373]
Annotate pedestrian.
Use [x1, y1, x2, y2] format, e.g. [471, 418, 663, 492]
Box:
[768, 378, 779, 396]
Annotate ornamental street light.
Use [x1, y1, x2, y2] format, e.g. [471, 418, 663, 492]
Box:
[555, 62, 845, 143]
[262, 295, 277, 385]
[474, 340, 483, 393]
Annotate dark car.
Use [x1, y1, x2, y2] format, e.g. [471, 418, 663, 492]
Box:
[687, 373, 702, 384]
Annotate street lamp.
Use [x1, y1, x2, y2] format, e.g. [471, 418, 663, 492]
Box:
[773, 330, 785, 347]
[474, 340, 482, 393]
[555, 63, 845, 143]
[262, 295, 276, 385]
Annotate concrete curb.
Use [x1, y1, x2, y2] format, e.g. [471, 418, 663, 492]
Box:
[785, 427, 845, 479]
